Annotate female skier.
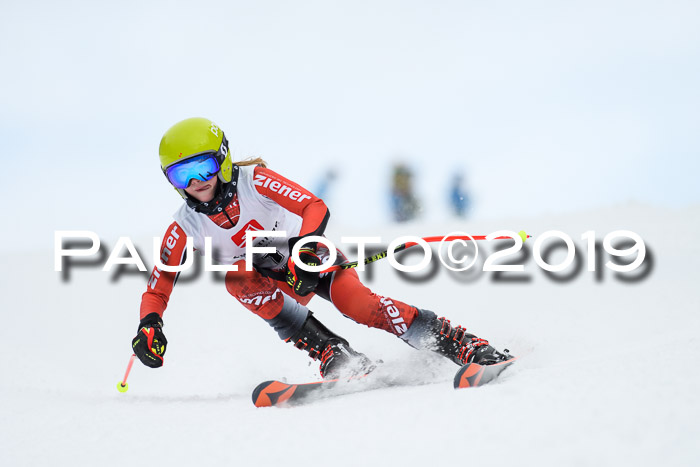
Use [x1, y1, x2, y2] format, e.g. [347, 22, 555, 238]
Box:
[132, 117, 510, 378]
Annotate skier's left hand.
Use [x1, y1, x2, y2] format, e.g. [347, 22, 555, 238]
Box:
[286, 247, 321, 296]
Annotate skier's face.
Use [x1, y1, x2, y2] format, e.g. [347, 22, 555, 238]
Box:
[184, 176, 218, 203]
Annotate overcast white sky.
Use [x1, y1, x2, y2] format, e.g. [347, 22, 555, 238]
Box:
[1, 0, 698, 251]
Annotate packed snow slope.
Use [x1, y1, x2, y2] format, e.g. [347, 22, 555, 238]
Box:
[1, 204, 699, 466]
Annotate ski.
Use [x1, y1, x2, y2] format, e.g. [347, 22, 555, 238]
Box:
[252, 358, 518, 407]
[252, 364, 441, 407]
[453, 357, 518, 389]
[252, 374, 374, 407]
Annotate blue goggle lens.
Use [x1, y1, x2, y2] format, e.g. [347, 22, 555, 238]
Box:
[165, 154, 220, 189]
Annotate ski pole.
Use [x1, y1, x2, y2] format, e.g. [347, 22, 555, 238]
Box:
[323, 231, 529, 273]
[117, 354, 136, 393]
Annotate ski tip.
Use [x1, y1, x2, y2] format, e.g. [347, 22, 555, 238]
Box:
[253, 381, 274, 407]
[252, 380, 297, 407]
[453, 363, 485, 389]
[453, 358, 517, 389]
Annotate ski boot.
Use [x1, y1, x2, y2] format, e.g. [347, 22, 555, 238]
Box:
[287, 312, 376, 379]
[404, 309, 512, 366]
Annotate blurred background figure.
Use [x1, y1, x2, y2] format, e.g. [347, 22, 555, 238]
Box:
[449, 171, 471, 218]
[390, 162, 420, 222]
[313, 168, 338, 202]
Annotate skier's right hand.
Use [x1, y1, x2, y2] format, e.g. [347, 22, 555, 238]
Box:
[286, 247, 321, 296]
[132, 312, 167, 368]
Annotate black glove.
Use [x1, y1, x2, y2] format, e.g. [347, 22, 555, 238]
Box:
[286, 247, 321, 296]
[132, 313, 168, 368]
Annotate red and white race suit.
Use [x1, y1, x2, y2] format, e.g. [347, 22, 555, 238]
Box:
[141, 165, 418, 337]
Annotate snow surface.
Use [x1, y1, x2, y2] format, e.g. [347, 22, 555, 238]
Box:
[2, 204, 699, 466]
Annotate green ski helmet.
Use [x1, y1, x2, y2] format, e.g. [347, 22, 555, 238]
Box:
[159, 117, 234, 199]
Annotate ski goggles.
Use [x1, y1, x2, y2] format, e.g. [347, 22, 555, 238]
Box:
[165, 153, 221, 189]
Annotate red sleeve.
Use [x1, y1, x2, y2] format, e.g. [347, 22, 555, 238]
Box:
[253, 166, 330, 240]
[140, 222, 189, 320]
